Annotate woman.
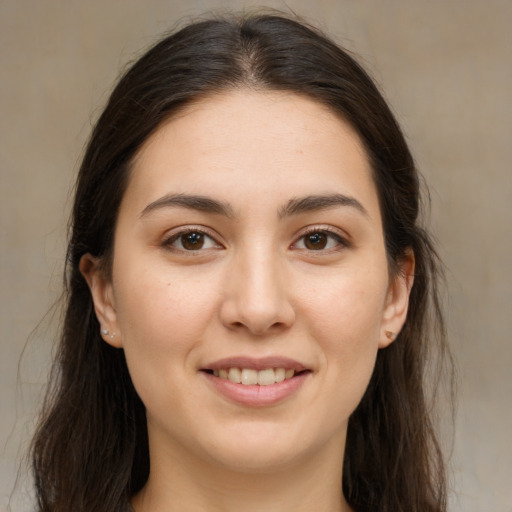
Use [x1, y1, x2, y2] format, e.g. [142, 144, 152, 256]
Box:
[31, 13, 452, 512]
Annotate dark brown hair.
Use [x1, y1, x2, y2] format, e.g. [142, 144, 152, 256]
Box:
[31, 13, 452, 512]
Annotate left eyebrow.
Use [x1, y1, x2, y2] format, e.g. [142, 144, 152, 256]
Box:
[278, 193, 369, 219]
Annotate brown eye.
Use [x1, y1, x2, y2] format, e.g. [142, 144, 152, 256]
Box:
[181, 232, 205, 250]
[166, 230, 219, 251]
[304, 232, 328, 250]
[293, 229, 347, 252]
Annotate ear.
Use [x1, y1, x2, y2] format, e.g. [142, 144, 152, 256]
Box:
[79, 253, 123, 348]
[379, 249, 415, 348]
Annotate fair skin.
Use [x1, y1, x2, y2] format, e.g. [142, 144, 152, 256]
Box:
[81, 90, 414, 512]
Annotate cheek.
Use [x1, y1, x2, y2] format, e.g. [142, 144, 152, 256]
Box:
[301, 266, 388, 394]
[303, 266, 388, 342]
[111, 261, 221, 387]
[115, 257, 217, 331]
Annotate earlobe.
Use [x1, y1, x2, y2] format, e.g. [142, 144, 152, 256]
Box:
[79, 254, 123, 348]
[379, 249, 415, 348]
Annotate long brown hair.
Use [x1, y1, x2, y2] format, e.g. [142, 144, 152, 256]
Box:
[31, 13, 453, 512]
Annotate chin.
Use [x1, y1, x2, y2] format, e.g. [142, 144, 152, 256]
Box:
[193, 420, 341, 474]
[207, 443, 308, 474]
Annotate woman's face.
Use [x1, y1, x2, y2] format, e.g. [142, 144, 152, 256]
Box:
[83, 90, 412, 473]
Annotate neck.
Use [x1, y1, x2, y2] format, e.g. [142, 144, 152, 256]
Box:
[132, 430, 353, 512]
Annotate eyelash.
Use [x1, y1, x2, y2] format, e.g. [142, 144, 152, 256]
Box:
[161, 226, 349, 253]
[292, 226, 349, 252]
[162, 227, 222, 253]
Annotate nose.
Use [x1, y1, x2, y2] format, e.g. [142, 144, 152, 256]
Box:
[219, 247, 295, 336]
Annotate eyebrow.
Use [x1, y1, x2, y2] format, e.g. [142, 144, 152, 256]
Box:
[139, 192, 368, 220]
[140, 193, 235, 218]
[278, 193, 369, 218]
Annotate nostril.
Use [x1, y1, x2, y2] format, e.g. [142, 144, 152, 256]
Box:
[230, 320, 288, 336]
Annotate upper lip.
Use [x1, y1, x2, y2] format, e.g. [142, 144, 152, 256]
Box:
[202, 356, 308, 372]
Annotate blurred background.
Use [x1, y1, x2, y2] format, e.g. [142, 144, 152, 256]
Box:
[1, 1, 511, 510]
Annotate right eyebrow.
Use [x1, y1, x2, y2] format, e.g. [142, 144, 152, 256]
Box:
[139, 193, 235, 219]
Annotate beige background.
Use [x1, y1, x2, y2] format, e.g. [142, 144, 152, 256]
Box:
[1, 1, 511, 511]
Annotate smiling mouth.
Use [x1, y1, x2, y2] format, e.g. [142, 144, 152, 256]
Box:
[203, 367, 309, 386]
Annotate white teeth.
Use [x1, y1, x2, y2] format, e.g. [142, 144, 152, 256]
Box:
[213, 367, 296, 385]
[257, 368, 275, 386]
[228, 367, 241, 383]
[275, 368, 285, 383]
[241, 369, 258, 385]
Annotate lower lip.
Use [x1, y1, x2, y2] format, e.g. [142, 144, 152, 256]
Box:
[202, 371, 310, 407]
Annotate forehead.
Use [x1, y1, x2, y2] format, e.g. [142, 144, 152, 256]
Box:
[124, 89, 379, 219]
[140, 89, 368, 160]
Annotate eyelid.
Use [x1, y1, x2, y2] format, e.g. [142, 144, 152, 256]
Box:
[161, 225, 224, 251]
[291, 224, 351, 251]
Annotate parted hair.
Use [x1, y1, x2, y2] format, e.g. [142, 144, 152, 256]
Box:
[31, 13, 452, 512]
